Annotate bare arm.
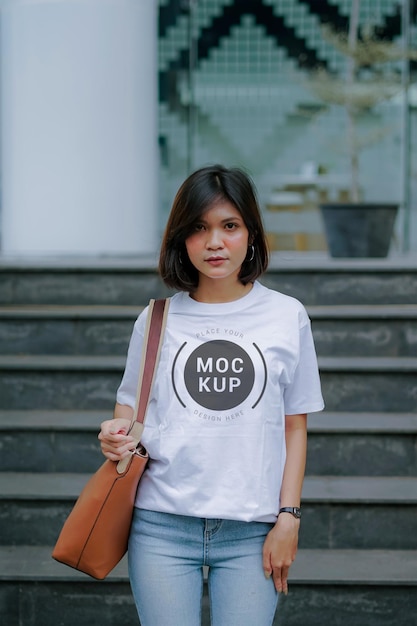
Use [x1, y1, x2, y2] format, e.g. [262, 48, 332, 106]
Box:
[262, 413, 307, 594]
[98, 402, 136, 461]
[280, 412, 307, 508]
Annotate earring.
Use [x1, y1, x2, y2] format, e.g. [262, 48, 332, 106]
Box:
[247, 245, 255, 262]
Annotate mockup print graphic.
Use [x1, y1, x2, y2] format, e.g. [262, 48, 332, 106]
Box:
[172, 339, 267, 411]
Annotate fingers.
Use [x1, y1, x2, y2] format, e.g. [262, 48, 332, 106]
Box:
[100, 438, 135, 461]
[263, 546, 292, 595]
[263, 518, 299, 595]
[263, 559, 290, 594]
[272, 565, 290, 595]
[262, 548, 272, 581]
[100, 418, 131, 436]
[98, 419, 135, 460]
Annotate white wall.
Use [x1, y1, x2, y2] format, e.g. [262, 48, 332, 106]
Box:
[1, 0, 158, 256]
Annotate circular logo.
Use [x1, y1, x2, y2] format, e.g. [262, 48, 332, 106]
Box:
[184, 340, 254, 410]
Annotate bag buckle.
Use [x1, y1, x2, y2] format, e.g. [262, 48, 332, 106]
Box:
[132, 443, 147, 458]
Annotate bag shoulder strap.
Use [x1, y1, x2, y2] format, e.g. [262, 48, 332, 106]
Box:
[117, 299, 169, 474]
[133, 298, 169, 425]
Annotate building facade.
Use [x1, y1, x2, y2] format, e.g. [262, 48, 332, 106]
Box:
[1, 0, 417, 255]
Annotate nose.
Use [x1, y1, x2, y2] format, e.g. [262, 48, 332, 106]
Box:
[206, 229, 223, 250]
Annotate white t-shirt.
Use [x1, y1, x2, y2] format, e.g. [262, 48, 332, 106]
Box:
[117, 281, 324, 523]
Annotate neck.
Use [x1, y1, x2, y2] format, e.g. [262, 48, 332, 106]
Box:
[191, 280, 253, 304]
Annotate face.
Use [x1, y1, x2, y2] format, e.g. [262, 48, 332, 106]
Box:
[185, 201, 250, 288]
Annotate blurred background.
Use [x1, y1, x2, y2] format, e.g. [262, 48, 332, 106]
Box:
[1, 0, 417, 257]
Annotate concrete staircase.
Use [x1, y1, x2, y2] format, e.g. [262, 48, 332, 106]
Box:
[1, 257, 417, 626]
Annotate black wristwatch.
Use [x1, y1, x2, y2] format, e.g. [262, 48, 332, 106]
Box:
[279, 506, 301, 519]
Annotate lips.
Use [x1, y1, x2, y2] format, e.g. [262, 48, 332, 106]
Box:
[206, 256, 227, 265]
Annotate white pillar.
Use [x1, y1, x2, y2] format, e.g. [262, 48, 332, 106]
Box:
[1, 0, 158, 256]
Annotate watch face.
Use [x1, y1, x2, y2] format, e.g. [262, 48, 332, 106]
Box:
[293, 507, 301, 519]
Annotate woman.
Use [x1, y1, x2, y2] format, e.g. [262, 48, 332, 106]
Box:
[99, 164, 324, 626]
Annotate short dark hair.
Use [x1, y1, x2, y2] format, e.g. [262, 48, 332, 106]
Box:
[159, 164, 269, 291]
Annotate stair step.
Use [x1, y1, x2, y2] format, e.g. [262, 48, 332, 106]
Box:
[0, 355, 127, 370]
[0, 472, 90, 499]
[304, 475, 417, 503]
[1, 304, 416, 356]
[2, 354, 415, 371]
[307, 412, 417, 477]
[308, 304, 417, 318]
[1, 474, 416, 549]
[1, 409, 416, 432]
[0, 355, 123, 411]
[1, 303, 416, 319]
[2, 473, 415, 503]
[0, 546, 139, 626]
[264, 258, 417, 306]
[0, 411, 107, 473]
[309, 411, 417, 432]
[1, 544, 416, 585]
[0, 544, 129, 581]
[292, 548, 417, 585]
[319, 356, 417, 371]
[0, 410, 110, 431]
[2, 256, 417, 305]
[309, 305, 417, 357]
[1, 545, 416, 626]
[0, 257, 168, 306]
[2, 411, 416, 475]
[301, 476, 417, 550]
[0, 305, 141, 318]
[319, 357, 417, 412]
[0, 305, 139, 356]
[1, 355, 415, 411]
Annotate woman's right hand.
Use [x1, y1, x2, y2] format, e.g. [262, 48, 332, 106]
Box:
[98, 418, 135, 461]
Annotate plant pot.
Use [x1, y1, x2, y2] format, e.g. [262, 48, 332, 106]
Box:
[319, 203, 398, 258]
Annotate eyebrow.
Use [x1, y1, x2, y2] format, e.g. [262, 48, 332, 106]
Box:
[198, 215, 244, 225]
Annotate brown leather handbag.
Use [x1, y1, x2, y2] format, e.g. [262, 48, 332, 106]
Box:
[52, 298, 169, 579]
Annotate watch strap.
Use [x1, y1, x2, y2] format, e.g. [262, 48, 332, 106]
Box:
[279, 506, 301, 519]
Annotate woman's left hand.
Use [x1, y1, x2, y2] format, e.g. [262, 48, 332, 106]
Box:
[262, 513, 300, 595]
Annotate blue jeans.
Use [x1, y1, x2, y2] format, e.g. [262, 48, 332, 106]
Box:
[128, 508, 279, 626]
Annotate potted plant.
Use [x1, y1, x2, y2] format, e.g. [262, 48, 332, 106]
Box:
[308, 0, 417, 257]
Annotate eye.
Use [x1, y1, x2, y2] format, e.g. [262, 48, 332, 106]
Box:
[225, 222, 238, 230]
[193, 223, 206, 232]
